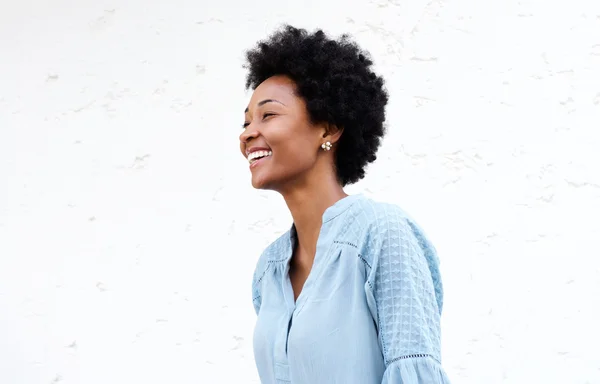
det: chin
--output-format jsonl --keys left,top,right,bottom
{"left": 251, "top": 174, "right": 275, "bottom": 190}
{"left": 250, "top": 166, "right": 300, "bottom": 192}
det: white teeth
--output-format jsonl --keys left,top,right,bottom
{"left": 248, "top": 150, "right": 272, "bottom": 163}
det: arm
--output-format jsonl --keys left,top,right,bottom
{"left": 365, "top": 208, "right": 451, "bottom": 383}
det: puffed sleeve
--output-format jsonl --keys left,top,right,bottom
{"left": 364, "top": 206, "right": 451, "bottom": 383}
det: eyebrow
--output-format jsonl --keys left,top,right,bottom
{"left": 244, "top": 99, "right": 285, "bottom": 113}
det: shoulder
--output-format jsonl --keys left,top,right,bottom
{"left": 349, "top": 195, "right": 420, "bottom": 243}
{"left": 353, "top": 196, "right": 444, "bottom": 311}
{"left": 252, "top": 229, "right": 291, "bottom": 287}
{"left": 345, "top": 196, "right": 425, "bottom": 268}
{"left": 251, "top": 229, "right": 291, "bottom": 313}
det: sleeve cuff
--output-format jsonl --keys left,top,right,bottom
{"left": 381, "top": 355, "right": 451, "bottom": 383}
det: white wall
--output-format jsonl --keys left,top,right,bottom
{"left": 1, "top": 0, "right": 599, "bottom": 383}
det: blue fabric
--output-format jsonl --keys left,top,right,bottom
{"left": 252, "top": 194, "right": 451, "bottom": 383}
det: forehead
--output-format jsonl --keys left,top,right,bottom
{"left": 247, "top": 75, "right": 299, "bottom": 108}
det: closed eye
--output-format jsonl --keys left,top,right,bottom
{"left": 241, "top": 113, "right": 276, "bottom": 129}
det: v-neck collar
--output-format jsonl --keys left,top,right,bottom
{"left": 285, "top": 193, "right": 363, "bottom": 250}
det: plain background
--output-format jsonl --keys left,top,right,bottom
{"left": 1, "top": 0, "right": 599, "bottom": 383}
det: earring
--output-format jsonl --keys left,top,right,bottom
{"left": 321, "top": 141, "right": 332, "bottom": 151}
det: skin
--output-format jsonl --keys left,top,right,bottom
{"left": 239, "top": 75, "right": 346, "bottom": 300}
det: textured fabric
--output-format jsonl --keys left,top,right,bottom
{"left": 252, "top": 194, "right": 450, "bottom": 383}
{"left": 381, "top": 356, "right": 452, "bottom": 383}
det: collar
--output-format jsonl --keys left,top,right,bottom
{"left": 287, "top": 193, "right": 363, "bottom": 249}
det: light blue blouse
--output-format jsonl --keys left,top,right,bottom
{"left": 251, "top": 194, "right": 451, "bottom": 383}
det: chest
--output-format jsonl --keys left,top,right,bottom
{"left": 252, "top": 244, "right": 382, "bottom": 382}
{"left": 289, "top": 249, "right": 312, "bottom": 301}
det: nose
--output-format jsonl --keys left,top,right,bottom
{"left": 239, "top": 123, "right": 259, "bottom": 144}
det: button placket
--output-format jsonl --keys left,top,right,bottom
{"left": 272, "top": 244, "right": 295, "bottom": 380}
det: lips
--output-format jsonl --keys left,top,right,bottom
{"left": 250, "top": 155, "right": 270, "bottom": 170}
{"left": 246, "top": 147, "right": 273, "bottom": 166}
{"left": 247, "top": 150, "right": 272, "bottom": 164}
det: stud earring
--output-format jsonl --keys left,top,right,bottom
{"left": 321, "top": 141, "right": 332, "bottom": 151}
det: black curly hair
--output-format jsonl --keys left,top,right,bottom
{"left": 244, "top": 25, "right": 388, "bottom": 186}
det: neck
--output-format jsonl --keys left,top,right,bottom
{"left": 280, "top": 170, "right": 347, "bottom": 262}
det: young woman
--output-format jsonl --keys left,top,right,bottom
{"left": 240, "top": 25, "right": 451, "bottom": 383}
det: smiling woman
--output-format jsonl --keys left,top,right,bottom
{"left": 241, "top": 75, "right": 337, "bottom": 190}
{"left": 240, "top": 25, "right": 451, "bottom": 383}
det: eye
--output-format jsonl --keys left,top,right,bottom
{"left": 242, "top": 113, "right": 275, "bottom": 129}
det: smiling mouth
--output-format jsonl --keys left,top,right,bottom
{"left": 248, "top": 150, "right": 272, "bottom": 165}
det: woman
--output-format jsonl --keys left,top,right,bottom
{"left": 240, "top": 25, "right": 450, "bottom": 383}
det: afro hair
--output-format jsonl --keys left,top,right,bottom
{"left": 244, "top": 25, "right": 388, "bottom": 186}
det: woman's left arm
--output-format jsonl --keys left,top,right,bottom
{"left": 364, "top": 208, "right": 451, "bottom": 383}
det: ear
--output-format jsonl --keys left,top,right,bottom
{"left": 322, "top": 123, "right": 344, "bottom": 144}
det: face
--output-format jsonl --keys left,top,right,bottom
{"left": 240, "top": 75, "right": 327, "bottom": 191}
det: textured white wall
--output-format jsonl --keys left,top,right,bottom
{"left": 1, "top": 0, "right": 599, "bottom": 383}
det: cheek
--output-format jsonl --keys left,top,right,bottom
{"left": 263, "top": 120, "right": 319, "bottom": 174}
{"left": 276, "top": 141, "right": 317, "bottom": 168}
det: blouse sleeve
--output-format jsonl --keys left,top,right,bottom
{"left": 364, "top": 207, "right": 451, "bottom": 383}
